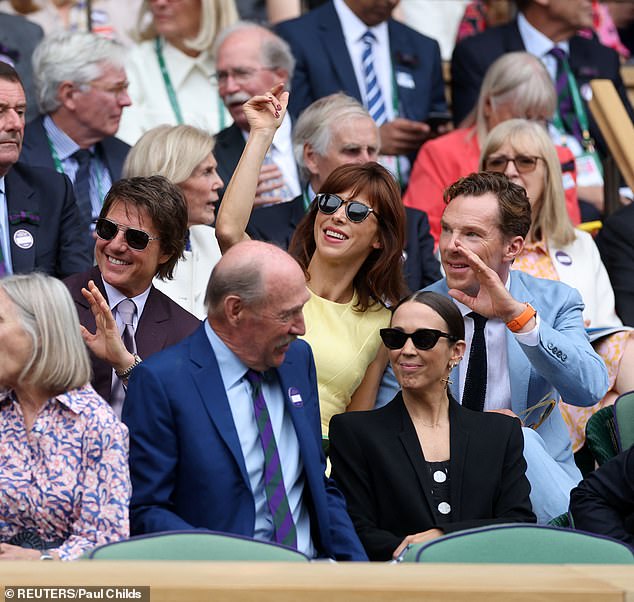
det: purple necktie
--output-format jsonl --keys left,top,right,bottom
{"left": 245, "top": 369, "right": 298, "bottom": 549}
{"left": 0, "top": 191, "right": 8, "bottom": 278}
{"left": 548, "top": 47, "right": 583, "bottom": 144}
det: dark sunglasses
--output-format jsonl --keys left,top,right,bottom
{"left": 380, "top": 328, "right": 459, "bottom": 351}
{"left": 315, "top": 193, "right": 377, "bottom": 223}
{"left": 484, "top": 155, "right": 543, "bottom": 174}
{"left": 95, "top": 217, "right": 160, "bottom": 251}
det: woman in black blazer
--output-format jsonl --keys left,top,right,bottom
{"left": 330, "top": 291, "right": 535, "bottom": 561}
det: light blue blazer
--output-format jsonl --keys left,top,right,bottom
{"left": 426, "top": 271, "right": 609, "bottom": 475}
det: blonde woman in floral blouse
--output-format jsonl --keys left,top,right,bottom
{"left": 0, "top": 273, "right": 130, "bottom": 561}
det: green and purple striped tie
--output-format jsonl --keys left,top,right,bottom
{"left": 245, "top": 369, "right": 298, "bottom": 549}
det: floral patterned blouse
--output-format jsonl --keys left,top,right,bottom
{"left": 0, "top": 385, "right": 131, "bottom": 560}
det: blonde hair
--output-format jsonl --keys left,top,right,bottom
{"left": 480, "top": 119, "right": 575, "bottom": 247}
{"left": 462, "top": 52, "right": 556, "bottom": 146}
{"left": 136, "top": 0, "right": 239, "bottom": 53}
{"left": 0, "top": 273, "right": 91, "bottom": 394}
{"left": 123, "top": 124, "right": 215, "bottom": 184}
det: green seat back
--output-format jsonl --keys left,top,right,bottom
{"left": 585, "top": 406, "right": 619, "bottom": 466}
{"left": 86, "top": 531, "right": 310, "bottom": 561}
{"left": 615, "top": 391, "right": 634, "bottom": 451}
{"left": 401, "top": 525, "right": 634, "bottom": 564}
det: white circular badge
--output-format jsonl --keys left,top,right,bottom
{"left": 13, "top": 229, "right": 34, "bottom": 249}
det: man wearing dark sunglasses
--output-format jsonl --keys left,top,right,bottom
{"left": 426, "top": 171, "right": 608, "bottom": 524}
{"left": 64, "top": 176, "right": 200, "bottom": 417}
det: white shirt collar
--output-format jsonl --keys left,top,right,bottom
{"left": 333, "top": 0, "right": 389, "bottom": 46}
{"left": 517, "top": 12, "right": 570, "bottom": 58}
{"left": 102, "top": 278, "right": 152, "bottom": 318}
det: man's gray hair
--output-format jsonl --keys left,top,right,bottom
{"left": 32, "top": 31, "right": 126, "bottom": 114}
{"left": 213, "top": 21, "right": 295, "bottom": 79}
{"left": 205, "top": 260, "right": 265, "bottom": 315}
{"left": 293, "top": 93, "right": 375, "bottom": 181}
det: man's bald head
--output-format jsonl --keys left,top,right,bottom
{"left": 206, "top": 241, "right": 309, "bottom": 371}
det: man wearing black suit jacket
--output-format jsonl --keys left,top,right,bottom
{"left": 451, "top": 0, "right": 634, "bottom": 151}
{"left": 64, "top": 176, "right": 200, "bottom": 417}
{"left": 0, "top": 62, "right": 91, "bottom": 279}
{"left": 247, "top": 93, "right": 441, "bottom": 292}
{"left": 21, "top": 32, "right": 131, "bottom": 243}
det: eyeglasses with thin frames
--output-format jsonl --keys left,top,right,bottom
{"left": 78, "top": 81, "right": 130, "bottom": 100}
{"left": 213, "top": 67, "right": 277, "bottom": 87}
{"left": 484, "top": 155, "right": 543, "bottom": 174}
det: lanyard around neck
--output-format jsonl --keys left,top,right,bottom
{"left": 45, "top": 133, "right": 104, "bottom": 205}
{"left": 551, "top": 56, "right": 594, "bottom": 151}
{"left": 154, "top": 37, "right": 227, "bottom": 131}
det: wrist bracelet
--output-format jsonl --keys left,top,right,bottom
{"left": 39, "top": 550, "right": 54, "bottom": 560}
{"left": 115, "top": 354, "right": 142, "bottom": 379}
{"left": 506, "top": 303, "right": 537, "bottom": 332}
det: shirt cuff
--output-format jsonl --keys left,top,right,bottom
{"left": 513, "top": 313, "right": 540, "bottom": 346}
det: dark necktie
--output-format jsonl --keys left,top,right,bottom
{"left": 548, "top": 47, "right": 583, "bottom": 144}
{"left": 110, "top": 299, "right": 137, "bottom": 417}
{"left": 72, "top": 148, "right": 94, "bottom": 227}
{"left": 245, "top": 369, "right": 297, "bottom": 549}
{"left": 462, "top": 312, "right": 488, "bottom": 412}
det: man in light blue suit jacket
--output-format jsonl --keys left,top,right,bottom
{"left": 425, "top": 172, "right": 608, "bottom": 523}
{"left": 275, "top": 0, "right": 447, "bottom": 163}
{"left": 123, "top": 241, "right": 366, "bottom": 561}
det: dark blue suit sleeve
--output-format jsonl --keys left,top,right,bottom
{"left": 570, "top": 446, "right": 634, "bottom": 548}
{"left": 56, "top": 174, "right": 93, "bottom": 278}
{"left": 123, "top": 362, "right": 197, "bottom": 534}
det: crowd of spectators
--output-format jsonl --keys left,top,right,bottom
{"left": 0, "top": 0, "right": 632, "bottom": 562}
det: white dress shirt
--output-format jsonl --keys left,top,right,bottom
{"left": 456, "top": 276, "right": 540, "bottom": 411}
{"left": 204, "top": 321, "right": 316, "bottom": 557}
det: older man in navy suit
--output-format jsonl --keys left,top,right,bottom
{"left": 21, "top": 32, "right": 131, "bottom": 243}
{"left": 276, "top": 0, "right": 447, "bottom": 181}
{"left": 0, "top": 62, "right": 91, "bottom": 279}
{"left": 123, "top": 240, "right": 367, "bottom": 560}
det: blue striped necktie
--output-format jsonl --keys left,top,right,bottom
{"left": 245, "top": 369, "right": 297, "bottom": 548}
{"left": 361, "top": 30, "right": 387, "bottom": 126}
{"left": 0, "top": 190, "right": 7, "bottom": 278}
{"left": 72, "top": 148, "right": 94, "bottom": 227}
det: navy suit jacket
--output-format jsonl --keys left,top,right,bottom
{"left": 451, "top": 19, "right": 634, "bottom": 154}
{"left": 247, "top": 194, "right": 441, "bottom": 291}
{"left": 214, "top": 123, "right": 245, "bottom": 204}
{"left": 123, "top": 325, "right": 367, "bottom": 560}
{"left": 64, "top": 267, "right": 201, "bottom": 403}
{"left": 4, "top": 162, "right": 92, "bottom": 278}
{"left": 21, "top": 115, "right": 130, "bottom": 183}
{"left": 275, "top": 1, "right": 447, "bottom": 121}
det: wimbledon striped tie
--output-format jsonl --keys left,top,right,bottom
{"left": 361, "top": 31, "right": 387, "bottom": 126}
{"left": 548, "top": 47, "right": 583, "bottom": 144}
{"left": 0, "top": 190, "right": 7, "bottom": 278}
{"left": 245, "top": 369, "right": 298, "bottom": 548}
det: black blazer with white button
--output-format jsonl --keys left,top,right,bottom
{"left": 329, "top": 393, "right": 535, "bottom": 561}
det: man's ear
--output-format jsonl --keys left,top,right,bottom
{"left": 57, "top": 80, "right": 77, "bottom": 110}
{"left": 504, "top": 235, "right": 525, "bottom": 262}
{"left": 224, "top": 294, "right": 243, "bottom": 327}
{"left": 303, "top": 143, "right": 320, "bottom": 178}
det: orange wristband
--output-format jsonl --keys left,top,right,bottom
{"left": 506, "top": 303, "right": 537, "bottom": 332}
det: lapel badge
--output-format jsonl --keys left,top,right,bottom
{"left": 288, "top": 387, "right": 303, "bottom": 407}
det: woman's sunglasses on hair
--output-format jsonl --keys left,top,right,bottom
{"left": 315, "top": 193, "right": 377, "bottom": 223}
{"left": 380, "top": 328, "right": 459, "bottom": 351}
{"left": 484, "top": 155, "right": 543, "bottom": 174}
{"left": 95, "top": 218, "right": 160, "bottom": 251}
